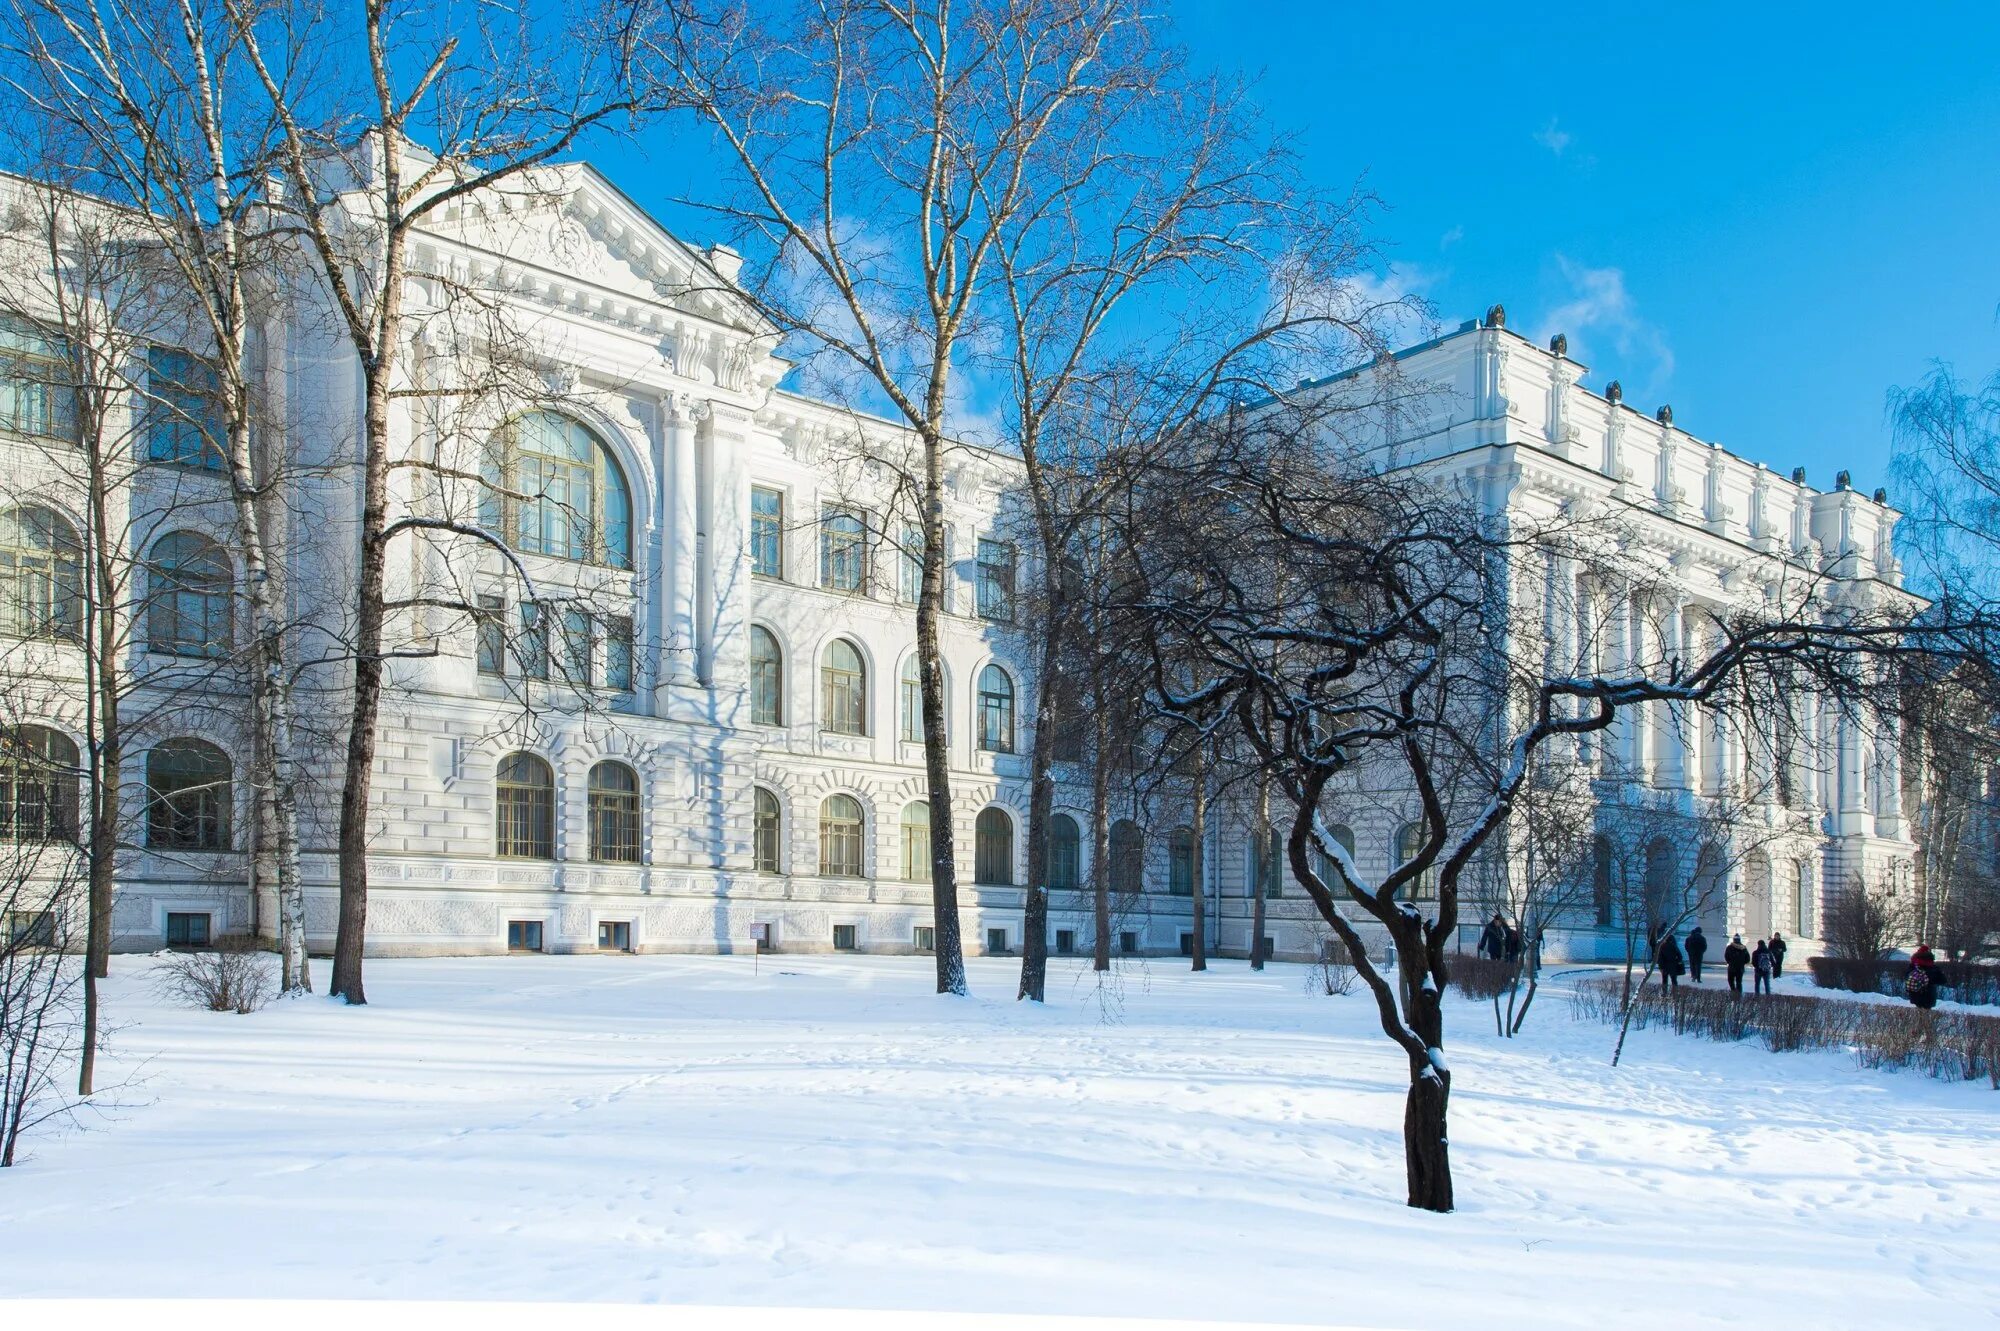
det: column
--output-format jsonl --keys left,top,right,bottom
{"left": 665, "top": 395, "right": 700, "bottom": 686}
{"left": 1657, "top": 598, "right": 1688, "bottom": 788}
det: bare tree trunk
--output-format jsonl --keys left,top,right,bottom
{"left": 1091, "top": 703, "right": 1111, "bottom": 972}
{"left": 1190, "top": 746, "right": 1207, "bottom": 972}
{"left": 1402, "top": 1054, "right": 1453, "bottom": 1213}
{"left": 330, "top": 365, "right": 394, "bottom": 1005}
{"left": 1250, "top": 779, "right": 1269, "bottom": 969}
{"left": 917, "top": 450, "right": 965, "bottom": 996}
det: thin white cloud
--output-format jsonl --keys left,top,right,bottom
{"left": 1537, "top": 256, "right": 1675, "bottom": 396}
{"left": 1534, "top": 117, "right": 1573, "bottom": 157}
{"left": 1439, "top": 224, "right": 1465, "bottom": 251}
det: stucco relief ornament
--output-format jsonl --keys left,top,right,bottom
{"left": 546, "top": 208, "right": 601, "bottom": 280}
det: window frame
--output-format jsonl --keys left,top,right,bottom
{"left": 495, "top": 751, "right": 556, "bottom": 860}
{"left": 749, "top": 625, "right": 785, "bottom": 727}
{"left": 976, "top": 663, "right": 1015, "bottom": 754}
{"left": 482, "top": 411, "right": 633, "bottom": 569}
{"left": 821, "top": 638, "right": 867, "bottom": 736}
{"left": 973, "top": 806, "right": 1013, "bottom": 885}
{"left": 145, "top": 739, "right": 231, "bottom": 852}
{"left": 750, "top": 485, "right": 786, "bottom": 579}
{"left": 819, "top": 793, "right": 865, "bottom": 878}
{"left": 819, "top": 506, "right": 868, "bottom": 594}
{"left": 975, "top": 537, "right": 1016, "bottom": 622}
{"left": 0, "top": 505, "right": 84, "bottom": 643}
{"left": 586, "top": 760, "right": 642, "bottom": 864}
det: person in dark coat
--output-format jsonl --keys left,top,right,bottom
{"left": 1504, "top": 924, "right": 1524, "bottom": 965}
{"left": 1656, "top": 933, "right": 1685, "bottom": 991}
{"left": 1723, "top": 933, "right": 1751, "bottom": 997}
{"left": 1906, "top": 943, "right": 1941, "bottom": 1011}
{"left": 1478, "top": 914, "right": 1506, "bottom": 961}
{"left": 1685, "top": 926, "right": 1709, "bottom": 983}
{"left": 1768, "top": 932, "right": 1788, "bottom": 978}
{"left": 1752, "top": 940, "right": 1775, "bottom": 995}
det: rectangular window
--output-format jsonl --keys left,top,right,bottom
{"left": 6, "top": 911, "right": 56, "bottom": 948}
{"left": 1259, "top": 935, "right": 1276, "bottom": 963}
{"left": 596, "top": 920, "right": 632, "bottom": 952}
{"left": 506, "top": 919, "right": 544, "bottom": 953}
{"left": 913, "top": 925, "right": 935, "bottom": 952}
{"left": 976, "top": 538, "right": 1015, "bottom": 622}
{"left": 0, "top": 315, "right": 76, "bottom": 442}
{"left": 898, "top": 522, "right": 923, "bottom": 604}
{"left": 520, "top": 604, "right": 549, "bottom": 681}
{"left": 1119, "top": 930, "right": 1138, "bottom": 956}
{"left": 832, "top": 923, "right": 857, "bottom": 951}
{"left": 475, "top": 594, "right": 505, "bottom": 676}
{"left": 986, "top": 927, "right": 1009, "bottom": 955}
{"left": 1179, "top": 932, "right": 1194, "bottom": 958}
{"left": 147, "top": 348, "right": 223, "bottom": 469}
{"left": 820, "top": 507, "right": 867, "bottom": 593}
{"left": 165, "top": 911, "right": 211, "bottom": 949}
{"left": 560, "top": 608, "right": 593, "bottom": 687}
{"left": 1055, "top": 929, "right": 1076, "bottom": 955}
{"left": 751, "top": 486, "right": 785, "bottom": 579}
{"left": 900, "top": 667, "right": 924, "bottom": 744}
{"left": 605, "top": 616, "right": 634, "bottom": 693}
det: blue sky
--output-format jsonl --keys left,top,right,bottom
{"left": 1162, "top": 1, "right": 2000, "bottom": 493}
{"left": 595, "top": 3, "right": 2000, "bottom": 494}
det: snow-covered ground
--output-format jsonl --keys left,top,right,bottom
{"left": 2, "top": 954, "right": 1995, "bottom": 1328}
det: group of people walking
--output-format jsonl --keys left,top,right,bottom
{"left": 1654, "top": 926, "right": 1788, "bottom": 997}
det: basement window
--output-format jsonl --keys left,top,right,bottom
{"left": 913, "top": 925, "right": 935, "bottom": 952}
{"left": 597, "top": 920, "right": 632, "bottom": 952}
{"left": 1119, "top": 931, "right": 1137, "bottom": 956}
{"left": 986, "top": 927, "right": 1009, "bottom": 955}
{"left": 507, "top": 920, "right": 543, "bottom": 953}
{"left": 165, "top": 912, "right": 211, "bottom": 949}
{"left": 1055, "top": 929, "right": 1076, "bottom": 955}
{"left": 833, "top": 924, "right": 857, "bottom": 951}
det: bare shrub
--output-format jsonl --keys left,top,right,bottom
{"left": 1307, "top": 952, "right": 1358, "bottom": 997}
{"left": 1822, "top": 877, "right": 1907, "bottom": 962}
{"left": 155, "top": 939, "right": 274, "bottom": 1014}
{"left": 1447, "top": 954, "right": 1515, "bottom": 1001}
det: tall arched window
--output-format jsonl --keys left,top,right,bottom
{"left": 976, "top": 664, "right": 1015, "bottom": 753}
{"left": 820, "top": 794, "right": 864, "bottom": 877}
{"left": 1593, "top": 835, "right": 1614, "bottom": 926}
{"left": 482, "top": 411, "right": 632, "bottom": 567}
{"left": 588, "top": 760, "right": 641, "bottom": 863}
{"left": 147, "top": 531, "right": 232, "bottom": 657}
{"left": 496, "top": 752, "right": 555, "bottom": 859}
{"left": 749, "top": 625, "right": 784, "bottom": 726}
{"left": 974, "top": 807, "right": 1013, "bottom": 885}
{"left": 753, "top": 786, "right": 782, "bottom": 874}
{"left": 1109, "top": 819, "right": 1143, "bottom": 895}
{"left": 1048, "top": 812, "right": 1080, "bottom": 890}
{"left": 146, "top": 739, "right": 230, "bottom": 850}
{"left": 1250, "top": 826, "right": 1283, "bottom": 898}
{"left": 900, "top": 800, "right": 931, "bottom": 881}
{"left": 1642, "top": 835, "right": 1677, "bottom": 927}
{"left": 1168, "top": 826, "right": 1195, "bottom": 896}
{"left": 1, "top": 725, "right": 79, "bottom": 841}
{"left": 0, "top": 505, "right": 82, "bottom": 641}
{"left": 822, "top": 639, "right": 866, "bottom": 735}
{"left": 1394, "top": 822, "right": 1436, "bottom": 901}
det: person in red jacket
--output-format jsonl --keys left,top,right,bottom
{"left": 1906, "top": 944, "right": 1941, "bottom": 1011}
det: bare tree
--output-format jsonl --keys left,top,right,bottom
{"left": 0, "top": 778, "right": 87, "bottom": 1165}
{"left": 225, "top": 0, "right": 654, "bottom": 1003}
{"left": 1117, "top": 399, "right": 1955, "bottom": 1212}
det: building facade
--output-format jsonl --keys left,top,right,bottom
{"left": 0, "top": 158, "right": 1917, "bottom": 964}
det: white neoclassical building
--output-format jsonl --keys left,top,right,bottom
{"left": 0, "top": 155, "right": 1916, "bottom": 963}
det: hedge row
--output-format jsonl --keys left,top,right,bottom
{"left": 1571, "top": 976, "right": 2000, "bottom": 1087}
{"left": 1806, "top": 956, "right": 2000, "bottom": 1006}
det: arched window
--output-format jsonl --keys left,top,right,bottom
{"left": 1642, "top": 835, "right": 1677, "bottom": 926}
{"left": 820, "top": 794, "right": 864, "bottom": 877}
{"left": 1, "top": 725, "right": 79, "bottom": 841}
{"left": 1109, "top": 819, "right": 1143, "bottom": 895}
{"left": 1048, "top": 812, "right": 1080, "bottom": 890}
{"left": 749, "top": 625, "right": 784, "bottom": 726}
{"left": 482, "top": 411, "right": 632, "bottom": 568}
{"left": 900, "top": 800, "right": 931, "bottom": 881}
{"left": 147, "top": 531, "right": 232, "bottom": 657}
{"left": 1312, "top": 822, "right": 1357, "bottom": 887}
{"left": 1168, "top": 826, "right": 1195, "bottom": 896}
{"left": 974, "top": 806, "right": 1013, "bottom": 885}
{"left": 822, "top": 639, "right": 866, "bottom": 735}
{"left": 1593, "top": 835, "right": 1614, "bottom": 926}
{"left": 1394, "top": 822, "right": 1436, "bottom": 901}
{"left": 495, "top": 752, "right": 555, "bottom": 859}
{"left": 898, "top": 658, "right": 950, "bottom": 744}
{"left": 753, "top": 786, "right": 782, "bottom": 874}
{"left": 146, "top": 739, "right": 230, "bottom": 851}
{"left": 0, "top": 505, "right": 82, "bottom": 641}
{"left": 587, "top": 761, "right": 641, "bottom": 863}
{"left": 976, "top": 664, "right": 1015, "bottom": 753}
{"left": 1250, "top": 826, "right": 1283, "bottom": 898}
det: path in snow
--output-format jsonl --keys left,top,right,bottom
{"left": 1, "top": 955, "right": 1994, "bottom": 1328}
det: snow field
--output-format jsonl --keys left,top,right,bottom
{"left": 1, "top": 954, "right": 1994, "bottom": 1328}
